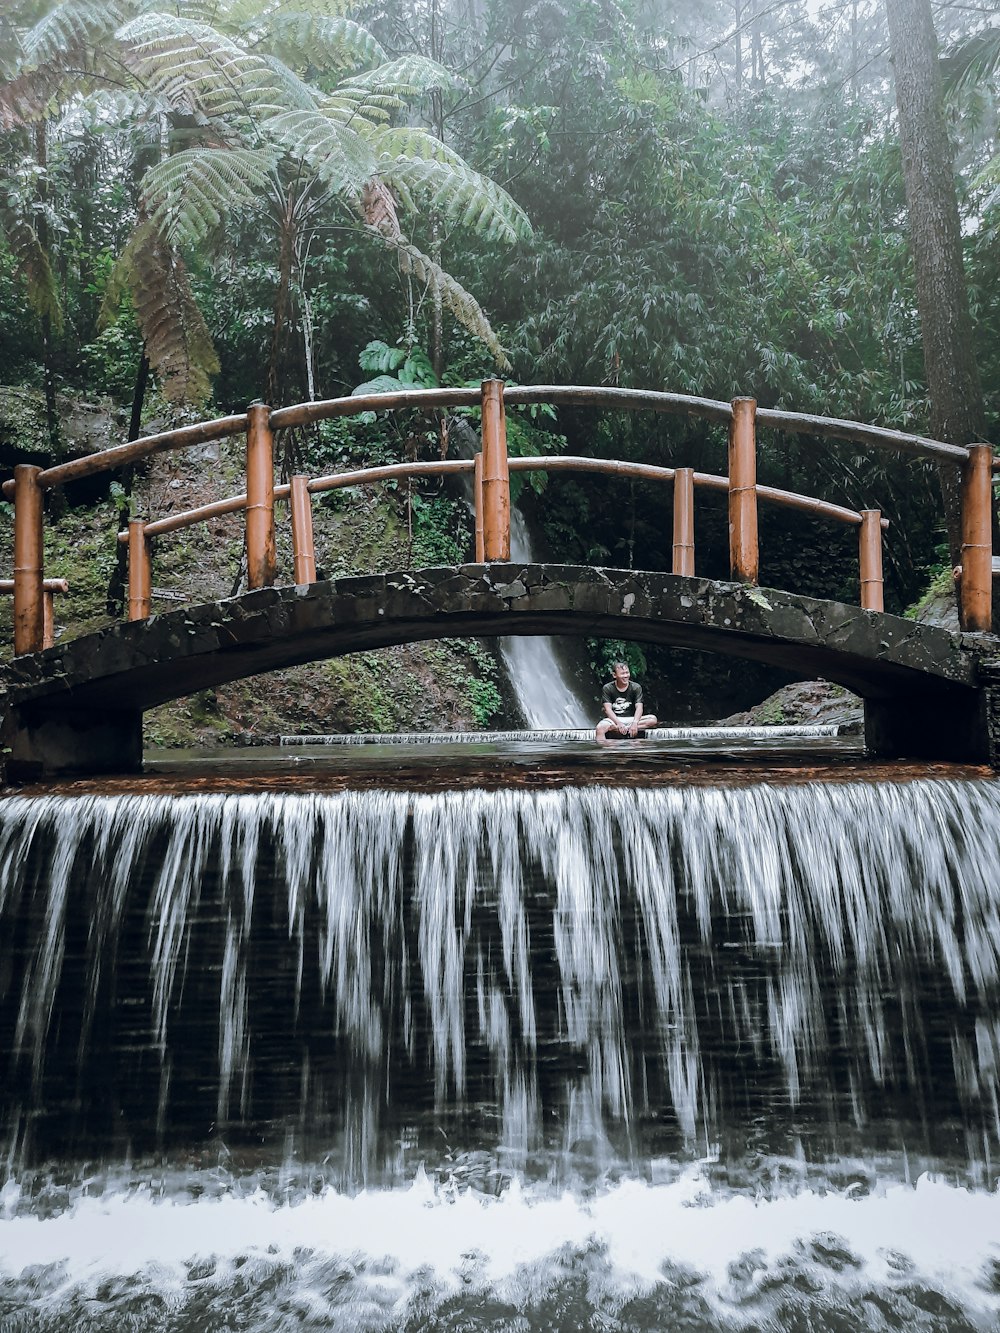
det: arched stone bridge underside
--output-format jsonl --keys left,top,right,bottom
{"left": 2, "top": 564, "right": 998, "bottom": 777}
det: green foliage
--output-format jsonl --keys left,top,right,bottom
{"left": 410, "top": 492, "right": 468, "bottom": 566}
{"left": 77, "top": 315, "right": 142, "bottom": 399}
{"left": 466, "top": 674, "right": 501, "bottom": 727}
{"left": 355, "top": 339, "right": 438, "bottom": 394}
{"left": 586, "top": 639, "right": 648, "bottom": 683}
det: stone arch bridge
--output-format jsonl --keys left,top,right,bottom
{"left": 2, "top": 564, "right": 997, "bottom": 779}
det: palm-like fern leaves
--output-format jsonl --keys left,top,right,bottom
{"left": 110, "top": 219, "right": 220, "bottom": 405}
{"left": 116, "top": 13, "right": 286, "bottom": 122}
{"left": 382, "top": 233, "right": 511, "bottom": 371}
{"left": 141, "top": 146, "right": 278, "bottom": 247}
{"left": 373, "top": 128, "right": 531, "bottom": 244}
{"left": 0, "top": 201, "right": 62, "bottom": 331}
{"left": 254, "top": 13, "right": 384, "bottom": 74}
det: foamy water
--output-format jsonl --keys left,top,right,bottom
{"left": 1, "top": 1170, "right": 997, "bottom": 1328}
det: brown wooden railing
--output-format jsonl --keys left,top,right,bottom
{"left": 4, "top": 381, "right": 994, "bottom": 655}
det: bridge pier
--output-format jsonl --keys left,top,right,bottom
{"left": 2, "top": 703, "right": 143, "bottom": 782}
{"left": 863, "top": 689, "right": 990, "bottom": 764}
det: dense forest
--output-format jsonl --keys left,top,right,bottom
{"left": 0, "top": 0, "right": 997, "bottom": 734}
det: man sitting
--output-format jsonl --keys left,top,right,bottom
{"left": 596, "top": 661, "right": 658, "bottom": 741}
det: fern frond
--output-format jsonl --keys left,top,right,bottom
{"left": 258, "top": 55, "right": 319, "bottom": 113}
{"left": 341, "top": 54, "right": 467, "bottom": 98}
{"left": 0, "top": 11, "right": 26, "bottom": 80}
{"left": 258, "top": 13, "right": 385, "bottom": 73}
{"left": 227, "top": 0, "right": 356, "bottom": 20}
{"left": 369, "top": 126, "right": 469, "bottom": 166}
{"left": 943, "top": 27, "right": 1000, "bottom": 95}
{"left": 113, "top": 219, "right": 219, "bottom": 404}
{"left": 264, "top": 108, "right": 375, "bottom": 191}
{"left": 142, "top": 147, "right": 277, "bottom": 248}
{"left": 55, "top": 87, "right": 156, "bottom": 135}
{"left": 116, "top": 13, "right": 285, "bottom": 123}
{"left": 22, "top": 0, "right": 132, "bottom": 66}
{"left": 377, "top": 231, "right": 509, "bottom": 370}
{"left": 323, "top": 88, "right": 402, "bottom": 123}
{"left": 361, "top": 177, "right": 400, "bottom": 236}
{"left": 0, "top": 55, "right": 86, "bottom": 128}
{"left": 0, "top": 203, "right": 63, "bottom": 332}
{"left": 378, "top": 152, "right": 532, "bottom": 244}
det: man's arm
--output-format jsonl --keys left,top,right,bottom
{"left": 626, "top": 688, "right": 643, "bottom": 736}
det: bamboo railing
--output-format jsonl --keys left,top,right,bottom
{"left": 3, "top": 380, "right": 994, "bottom": 655}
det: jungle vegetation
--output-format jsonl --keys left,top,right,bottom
{"left": 0, "top": 0, "right": 998, "bottom": 721}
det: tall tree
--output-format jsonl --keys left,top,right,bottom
{"left": 885, "top": 0, "right": 986, "bottom": 550}
{"left": 0, "top": 1, "right": 532, "bottom": 407}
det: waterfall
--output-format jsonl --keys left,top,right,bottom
{"left": 2, "top": 778, "right": 1000, "bottom": 1329}
{"left": 2, "top": 780, "right": 999, "bottom": 1171}
{"left": 497, "top": 509, "right": 590, "bottom": 726}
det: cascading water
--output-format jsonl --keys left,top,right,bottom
{"left": 498, "top": 509, "right": 590, "bottom": 726}
{"left": 1, "top": 778, "right": 999, "bottom": 1329}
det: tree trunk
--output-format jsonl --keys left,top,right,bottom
{"left": 267, "top": 192, "right": 297, "bottom": 408}
{"left": 34, "top": 121, "right": 59, "bottom": 453}
{"left": 885, "top": 0, "right": 986, "bottom": 559}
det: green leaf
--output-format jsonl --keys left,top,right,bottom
{"left": 142, "top": 147, "right": 277, "bottom": 249}
{"left": 341, "top": 54, "right": 467, "bottom": 98}
{"left": 359, "top": 340, "right": 406, "bottom": 374}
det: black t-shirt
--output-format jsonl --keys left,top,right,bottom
{"left": 602, "top": 680, "right": 642, "bottom": 717}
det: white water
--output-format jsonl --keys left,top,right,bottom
{"left": 278, "top": 724, "right": 842, "bottom": 744}
{"left": 3, "top": 779, "right": 1000, "bottom": 1327}
{"left": 0, "top": 1169, "right": 998, "bottom": 1328}
{"left": 498, "top": 509, "right": 590, "bottom": 726}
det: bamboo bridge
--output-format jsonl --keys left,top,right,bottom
{"left": 1, "top": 382, "right": 998, "bottom": 779}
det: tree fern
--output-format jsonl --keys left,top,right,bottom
{"left": 323, "top": 87, "right": 402, "bottom": 124}
{"left": 0, "top": 59, "right": 82, "bottom": 128}
{"left": 110, "top": 220, "right": 219, "bottom": 405}
{"left": 258, "top": 55, "right": 320, "bottom": 114}
{"left": 342, "top": 54, "right": 466, "bottom": 98}
{"left": 378, "top": 152, "right": 532, "bottom": 245}
{"left": 264, "top": 108, "right": 376, "bottom": 191}
{"left": 256, "top": 13, "right": 384, "bottom": 74}
{"left": 378, "top": 232, "right": 510, "bottom": 371}
{"left": 142, "top": 147, "right": 277, "bottom": 248}
{"left": 116, "top": 13, "right": 285, "bottom": 123}
{"left": 22, "top": 0, "right": 132, "bottom": 66}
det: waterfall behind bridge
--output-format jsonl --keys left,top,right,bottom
{"left": 1, "top": 778, "right": 999, "bottom": 1329}
{"left": 497, "top": 509, "right": 590, "bottom": 727}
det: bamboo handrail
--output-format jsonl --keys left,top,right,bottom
{"left": 0, "top": 413, "right": 250, "bottom": 497}
{"left": 507, "top": 456, "right": 888, "bottom": 528}
{"left": 119, "top": 454, "right": 886, "bottom": 546}
{"left": 4, "top": 386, "right": 987, "bottom": 503}
{"left": 117, "top": 459, "right": 477, "bottom": 543}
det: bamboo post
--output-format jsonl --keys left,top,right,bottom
{"left": 728, "top": 397, "right": 758, "bottom": 584}
{"left": 290, "top": 474, "right": 317, "bottom": 584}
{"left": 672, "top": 466, "right": 695, "bottom": 575}
{"left": 960, "top": 442, "right": 993, "bottom": 632}
{"left": 858, "top": 510, "right": 884, "bottom": 612}
{"left": 481, "top": 380, "right": 510, "bottom": 561}
{"left": 13, "top": 464, "right": 44, "bottom": 655}
{"left": 473, "top": 451, "right": 485, "bottom": 562}
{"left": 127, "top": 518, "right": 152, "bottom": 620}
{"left": 246, "top": 403, "right": 276, "bottom": 589}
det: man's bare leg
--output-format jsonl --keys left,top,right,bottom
{"left": 596, "top": 713, "right": 658, "bottom": 742}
